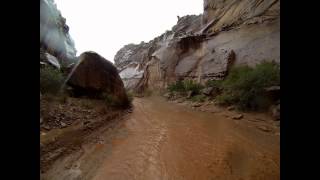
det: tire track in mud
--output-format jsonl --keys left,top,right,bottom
{"left": 91, "top": 98, "right": 170, "bottom": 180}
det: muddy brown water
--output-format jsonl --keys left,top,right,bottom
{"left": 42, "top": 96, "right": 279, "bottom": 180}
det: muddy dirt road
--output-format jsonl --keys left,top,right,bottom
{"left": 42, "top": 96, "right": 279, "bottom": 180}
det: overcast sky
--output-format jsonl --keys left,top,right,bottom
{"left": 55, "top": 0, "right": 203, "bottom": 62}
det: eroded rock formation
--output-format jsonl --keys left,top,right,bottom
{"left": 40, "top": 0, "right": 77, "bottom": 66}
{"left": 114, "top": 0, "right": 280, "bottom": 93}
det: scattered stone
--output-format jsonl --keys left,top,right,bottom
{"left": 201, "top": 87, "right": 214, "bottom": 96}
{"left": 43, "top": 125, "right": 51, "bottom": 131}
{"left": 264, "top": 86, "right": 280, "bottom": 92}
{"left": 271, "top": 104, "right": 280, "bottom": 120}
{"left": 83, "top": 121, "right": 91, "bottom": 125}
{"left": 64, "top": 163, "right": 73, "bottom": 170}
{"left": 227, "top": 106, "right": 235, "bottom": 111}
{"left": 45, "top": 53, "right": 61, "bottom": 69}
{"left": 60, "top": 122, "right": 67, "bottom": 128}
{"left": 202, "top": 101, "right": 210, "bottom": 106}
{"left": 187, "top": 91, "right": 195, "bottom": 98}
{"left": 40, "top": 118, "right": 43, "bottom": 124}
{"left": 213, "top": 101, "right": 220, "bottom": 105}
{"left": 264, "top": 86, "right": 280, "bottom": 101}
{"left": 255, "top": 117, "right": 267, "bottom": 121}
{"left": 257, "top": 126, "right": 271, "bottom": 132}
{"left": 177, "top": 99, "right": 184, "bottom": 103}
{"left": 247, "top": 118, "right": 260, "bottom": 122}
{"left": 223, "top": 114, "right": 230, "bottom": 118}
{"left": 192, "top": 102, "right": 202, "bottom": 107}
{"left": 208, "top": 101, "right": 214, "bottom": 105}
{"left": 84, "top": 125, "right": 94, "bottom": 131}
{"left": 210, "top": 110, "right": 218, "bottom": 113}
{"left": 163, "top": 93, "right": 171, "bottom": 99}
{"left": 41, "top": 132, "right": 47, "bottom": 136}
{"left": 232, "top": 114, "right": 243, "bottom": 120}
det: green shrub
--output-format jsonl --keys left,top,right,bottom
{"left": 167, "top": 80, "right": 185, "bottom": 92}
{"left": 40, "top": 66, "right": 65, "bottom": 94}
{"left": 191, "top": 94, "right": 206, "bottom": 102}
{"left": 167, "top": 79, "right": 204, "bottom": 94}
{"left": 205, "top": 80, "right": 223, "bottom": 89}
{"left": 183, "top": 79, "right": 204, "bottom": 94}
{"left": 216, "top": 62, "right": 280, "bottom": 110}
{"left": 215, "top": 93, "right": 236, "bottom": 105}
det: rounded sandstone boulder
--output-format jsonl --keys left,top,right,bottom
{"left": 67, "top": 51, "right": 129, "bottom": 107}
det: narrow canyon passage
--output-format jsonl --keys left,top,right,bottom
{"left": 43, "top": 96, "right": 279, "bottom": 180}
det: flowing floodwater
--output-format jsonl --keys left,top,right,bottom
{"left": 43, "top": 96, "right": 279, "bottom": 180}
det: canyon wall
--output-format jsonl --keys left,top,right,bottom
{"left": 114, "top": 0, "right": 280, "bottom": 93}
{"left": 40, "top": 0, "right": 77, "bottom": 66}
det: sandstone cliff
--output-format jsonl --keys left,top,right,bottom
{"left": 40, "top": 0, "right": 77, "bottom": 66}
{"left": 114, "top": 0, "right": 280, "bottom": 93}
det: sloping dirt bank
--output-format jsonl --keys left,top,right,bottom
{"left": 41, "top": 96, "right": 279, "bottom": 180}
{"left": 40, "top": 96, "right": 130, "bottom": 174}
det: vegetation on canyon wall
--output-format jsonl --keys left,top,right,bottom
{"left": 168, "top": 79, "right": 204, "bottom": 95}
{"left": 216, "top": 62, "right": 280, "bottom": 110}
{"left": 167, "top": 62, "right": 280, "bottom": 111}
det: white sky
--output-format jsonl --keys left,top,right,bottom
{"left": 55, "top": 0, "right": 203, "bottom": 62}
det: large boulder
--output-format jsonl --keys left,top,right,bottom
{"left": 67, "top": 51, "right": 129, "bottom": 107}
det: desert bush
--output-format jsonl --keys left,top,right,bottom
{"left": 167, "top": 80, "right": 185, "bottom": 92}
{"left": 40, "top": 66, "right": 65, "bottom": 94}
{"left": 167, "top": 79, "right": 203, "bottom": 94}
{"left": 183, "top": 79, "right": 204, "bottom": 94}
{"left": 205, "top": 80, "right": 223, "bottom": 89}
{"left": 216, "top": 62, "right": 280, "bottom": 110}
